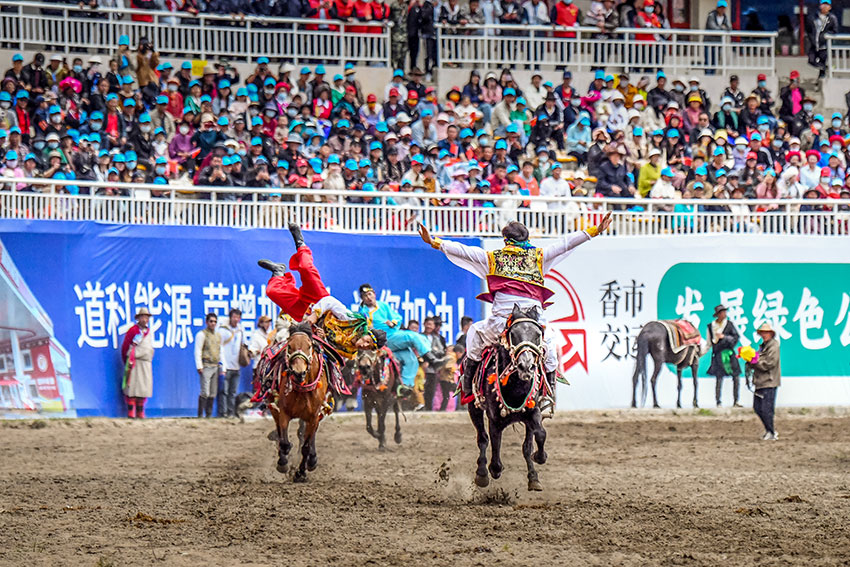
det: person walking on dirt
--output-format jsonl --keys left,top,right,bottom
{"left": 748, "top": 323, "right": 781, "bottom": 440}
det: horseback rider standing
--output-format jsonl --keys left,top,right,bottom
{"left": 418, "top": 214, "right": 612, "bottom": 407}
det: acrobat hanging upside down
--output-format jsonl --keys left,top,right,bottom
{"left": 258, "top": 224, "right": 386, "bottom": 360}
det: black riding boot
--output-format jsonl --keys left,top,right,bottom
{"left": 197, "top": 396, "right": 204, "bottom": 418}
{"left": 257, "top": 259, "right": 287, "bottom": 277}
{"left": 421, "top": 351, "right": 438, "bottom": 366}
{"left": 205, "top": 397, "right": 215, "bottom": 418}
{"left": 288, "top": 223, "right": 305, "bottom": 249}
{"left": 545, "top": 371, "right": 556, "bottom": 398}
{"left": 462, "top": 359, "right": 480, "bottom": 397}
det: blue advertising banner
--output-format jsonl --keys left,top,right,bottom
{"left": 0, "top": 220, "right": 482, "bottom": 418}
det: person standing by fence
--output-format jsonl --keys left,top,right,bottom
{"left": 120, "top": 308, "right": 155, "bottom": 419}
{"left": 704, "top": 0, "right": 731, "bottom": 76}
{"left": 807, "top": 0, "right": 838, "bottom": 82}
{"left": 194, "top": 312, "right": 222, "bottom": 418}
{"left": 748, "top": 323, "right": 781, "bottom": 440}
{"left": 218, "top": 308, "right": 247, "bottom": 418}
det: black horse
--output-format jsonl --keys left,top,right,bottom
{"left": 356, "top": 347, "right": 402, "bottom": 451}
{"left": 467, "top": 304, "right": 548, "bottom": 492}
{"left": 632, "top": 320, "right": 705, "bottom": 409}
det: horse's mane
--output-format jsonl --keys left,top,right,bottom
{"left": 290, "top": 322, "right": 313, "bottom": 336}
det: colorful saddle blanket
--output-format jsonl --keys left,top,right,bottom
{"left": 661, "top": 319, "right": 702, "bottom": 354}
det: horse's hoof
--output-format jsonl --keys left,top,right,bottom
{"left": 528, "top": 479, "right": 543, "bottom": 492}
{"left": 488, "top": 465, "right": 502, "bottom": 480}
{"left": 394, "top": 431, "right": 402, "bottom": 444}
{"left": 306, "top": 456, "right": 318, "bottom": 471}
{"left": 268, "top": 430, "right": 279, "bottom": 441}
{"left": 276, "top": 462, "right": 288, "bottom": 474}
{"left": 293, "top": 471, "right": 307, "bottom": 483}
{"left": 532, "top": 450, "right": 547, "bottom": 465}
{"left": 474, "top": 474, "right": 490, "bottom": 488}
{"left": 630, "top": 402, "right": 637, "bottom": 409}
{"left": 693, "top": 401, "right": 699, "bottom": 409}
{"left": 377, "top": 444, "right": 386, "bottom": 452}
{"left": 675, "top": 403, "right": 681, "bottom": 409}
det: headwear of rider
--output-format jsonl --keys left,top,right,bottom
{"left": 358, "top": 283, "right": 374, "bottom": 298}
{"left": 369, "top": 329, "right": 388, "bottom": 349}
{"left": 502, "top": 221, "right": 532, "bottom": 249}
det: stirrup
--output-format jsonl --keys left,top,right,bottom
{"left": 538, "top": 395, "right": 555, "bottom": 419}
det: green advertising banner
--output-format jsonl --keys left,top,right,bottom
{"left": 658, "top": 263, "right": 850, "bottom": 377}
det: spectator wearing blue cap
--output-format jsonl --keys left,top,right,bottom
{"left": 651, "top": 166, "right": 677, "bottom": 203}
{"left": 2, "top": 149, "right": 25, "bottom": 191}
{"left": 807, "top": 0, "right": 839, "bottom": 80}
{"left": 149, "top": 93, "right": 176, "bottom": 139}
{"left": 127, "top": 113, "right": 155, "bottom": 162}
{"left": 411, "top": 109, "right": 438, "bottom": 148}
{"left": 197, "top": 152, "right": 232, "bottom": 188}
{"left": 704, "top": 0, "right": 731, "bottom": 75}
{"left": 565, "top": 113, "right": 592, "bottom": 164}
{"left": 491, "top": 86, "right": 516, "bottom": 135}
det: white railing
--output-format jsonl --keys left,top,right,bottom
{"left": 437, "top": 24, "right": 777, "bottom": 75}
{"left": 2, "top": 179, "right": 848, "bottom": 237}
{"left": 0, "top": 1, "right": 391, "bottom": 65}
{"left": 826, "top": 34, "right": 850, "bottom": 78}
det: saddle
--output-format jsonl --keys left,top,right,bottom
{"left": 660, "top": 319, "right": 702, "bottom": 354}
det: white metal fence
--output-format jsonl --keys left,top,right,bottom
{"left": 437, "top": 24, "right": 777, "bottom": 75}
{"left": 2, "top": 179, "right": 848, "bottom": 237}
{"left": 0, "top": 2, "right": 779, "bottom": 74}
{"left": 826, "top": 34, "right": 850, "bottom": 78}
{"left": 0, "top": 1, "right": 391, "bottom": 65}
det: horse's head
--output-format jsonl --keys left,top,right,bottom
{"left": 356, "top": 348, "right": 380, "bottom": 383}
{"left": 507, "top": 304, "right": 545, "bottom": 382}
{"left": 286, "top": 323, "right": 314, "bottom": 384}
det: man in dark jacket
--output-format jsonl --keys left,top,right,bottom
{"left": 707, "top": 304, "right": 742, "bottom": 408}
{"left": 748, "top": 323, "right": 781, "bottom": 440}
{"left": 595, "top": 145, "right": 634, "bottom": 198}
{"left": 778, "top": 70, "right": 806, "bottom": 126}
{"left": 21, "top": 53, "right": 48, "bottom": 96}
{"left": 807, "top": 0, "right": 838, "bottom": 80}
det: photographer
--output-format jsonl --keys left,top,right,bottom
{"left": 135, "top": 37, "right": 160, "bottom": 107}
{"left": 197, "top": 154, "right": 232, "bottom": 187}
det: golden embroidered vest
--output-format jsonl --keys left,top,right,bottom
{"left": 320, "top": 313, "right": 361, "bottom": 359}
{"left": 477, "top": 245, "right": 555, "bottom": 305}
{"left": 201, "top": 328, "right": 221, "bottom": 365}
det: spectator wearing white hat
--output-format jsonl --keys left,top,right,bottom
{"left": 638, "top": 147, "right": 662, "bottom": 196}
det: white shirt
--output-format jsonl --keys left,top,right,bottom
{"left": 217, "top": 324, "right": 246, "bottom": 371}
{"left": 439, "top": 232, "right": 591, "bottom": 317}
{"left": 650, "top": 178, "right": 676, "bottom": 199}
{"left": 249, "top": 325, "right": 270, "bottom": 363}
{"left": 539, "top": 176, "right": 573, "bottom": 209}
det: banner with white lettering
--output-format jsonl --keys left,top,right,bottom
{"left": 0, "top": 221, "right": 482, "bottom": 417}
{"left": 483, "top": 234, "right": 850, "bottom": 409}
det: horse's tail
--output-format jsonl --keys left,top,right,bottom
{"left": 634, "top": 332, "right": 650, "bottom": 408}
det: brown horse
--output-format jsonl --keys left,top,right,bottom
{"left": 268, "top": 323, "right": 331, "bottom": 482}
{"left": 356, "top": 347, "right": 402, "bottom": 451}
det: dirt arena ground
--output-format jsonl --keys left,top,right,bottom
{"left": 1, "top": 409, "right": 849, "bottom": 567}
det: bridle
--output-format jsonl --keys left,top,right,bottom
{"left": 285, "top": 332, "right": 323, "bottom": 392}
{"left": 503, "top": 317, "right": 546, "bottom": 363}
{"left": 357, "top": 349, "right": 392, "bottom": 392}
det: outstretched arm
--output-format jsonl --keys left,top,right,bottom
{"left": 418, "top": 222, "right": 488, "bottom": 278}
{"left": 542, "top": 212, "right": 612, "bottom": 272}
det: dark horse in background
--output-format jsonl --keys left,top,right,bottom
{"left": 467, "top": 304, "right": 549, "bottom": 492}
{"left": 632, "top": 320, "right": 706, "bottom": 409}
{"left": 355, "top": 347, "right": 402, "bottom": 451}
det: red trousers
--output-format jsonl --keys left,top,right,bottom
{"left": 265, "top": 247, "right": 329, "bottom": 322}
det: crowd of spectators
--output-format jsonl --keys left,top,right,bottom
{"left": 1, "top": 38, "right": 849, "bottom": 224}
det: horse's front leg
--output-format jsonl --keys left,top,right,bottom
{"left": 530, "top": 408, "right": 547, "bottom": 465}
{"left": 376, "top": 396, "right": 388, "bottom": 451}
{"left": 393, "top": 399, "right": 402, "bottom": 445}
{"left": 364, "top": 393, "right": 379, "bottom": 440}
{"left": 488, "top": 418, "right": 504, "bottom": 480}
{"left": 676, "top": 368, "right": 684, "bottom": 409}
{"left": 468, "top": 403, "right": 489, "bottom": 487}
{"left": 276, "top": 413, "right": 292, "bottom": 474}
{"left": 294, "top": 417, "right": 319, "bottom": 483}
{"left": 522, "top": 417, "right": 542, "bottom": 492}
{"left": 692, "top": 363, "right": 699, "bottom": 408}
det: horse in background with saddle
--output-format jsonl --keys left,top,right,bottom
{"left": 355, "top": 346, "right": 403, "bottom": 451}
{"left": 632, "top": 319, "right": 708, "bottom": 409}
{"left": 465, "top": 304, "right": 551, "bottom": 492}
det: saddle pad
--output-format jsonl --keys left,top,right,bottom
{"left": 661, "top": 320, "right": 702, "bottom": 354}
